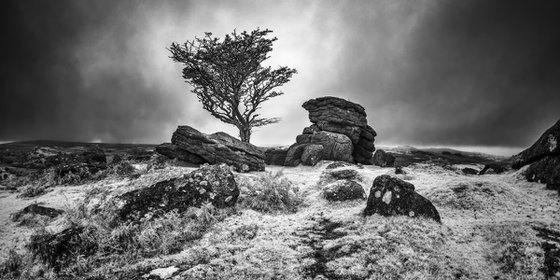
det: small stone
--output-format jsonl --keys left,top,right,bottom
{"left": 149, "top": 266, "right": 179, "bottom": 279}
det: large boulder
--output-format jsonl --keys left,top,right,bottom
{"left": 525, "top": 155, "right": 560, "bottom": 192}
{"left": 289, "top": 96, "right": 376, "bottom": 165}
{"left": 322, "top": 180, "right": 366, "bottom": 201}
{"left": 510, "top": 119, "right": 560, "bottom": 190}
{"left": 302, "top": 96, "right": 368, "bottom": 128}
{"left": 512, "top": 120, "right": 560, "bottom": 169}
{"left": 163, "top": 125, "right": 265, "bottom": 172}
{"left": 116, "top": 164, "right": 238, "bottom": 222}
{"left": 309, "top": 131, "right": 354, "bottom": 162}
{"left": 264, "top": 147, "right": 289, "bottom": 166}
{"left": 372, "top": 149, "right": 396, "bottom": 167}
{"left": 301, "top": 144, "right": 324, "bottom": 166}
{"left": 155, "top": 143, "right": 205, "bottom": 164}
{"left": 353, "top": 125, "right": 377, "bottom": 164}
{"left": 364, "top": 175, "right": 441, "bottom": 222}
{"left": 284, "top": 144, "right": 307, "bottom": 166}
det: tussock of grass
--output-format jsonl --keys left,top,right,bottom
{"left": 425, "top": 179, "right": 514, "bottom": 211}
{"left": 2, "top": 187, "right": 232, "bottom": 279}
{"left": 310, "top": 216, "right": 466, "bottom": 280}
{"left": 482, "top": 224, "right": 544, "bottom": 279}
{"left": 0, "top": 250, "right": 24, "bottom": 279}
{"left": 237, "top": 170, "right": 303, "bottom": 213}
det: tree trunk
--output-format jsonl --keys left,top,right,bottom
{"left": 239, "top": 126, "right": 252, "bottom": 143}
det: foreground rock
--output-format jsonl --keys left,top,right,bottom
{"left": 322, "top": 180, "right": 366, "bottom": 201}
{"left": 372, "top": 149, "right": 396, "bottom": 167}
{"left": 158, "top": 125, "right": 265, "bottom": 172}
{"left": 364, "top": 175, "right": 441, "bottom": 222}
{"left": 319, "top": 167, "right": 365, "bottom": 201}
{"left": 285, "top": 96, "right": 377, "bottom": 166}
{"left": 116, "top": 164, "right": 238, "bottom": 222}
{"left": 525, "top": 156, "right": 560, "bottom": 192}
{"left": 511, "top": 119, "right": 560, "bottom": 191}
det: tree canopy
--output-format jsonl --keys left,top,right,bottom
{"left": 169, "top": 28, "right": 297, "bottom": 143}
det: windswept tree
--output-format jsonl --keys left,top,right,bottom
{"left": 169, "top": 28, "right": 297, "bottom": 143}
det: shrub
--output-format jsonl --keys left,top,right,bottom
{"left": 17, "top": 184, "right": 50, "bottom": 198}
{"left": 17, "top": 196, "right": 232, "bottom": 279}
{"left": 237, "top": 170, "right": 303, "bottom": 213}
{"left": 0, "top": 249, "right": 24, "bottom": 279}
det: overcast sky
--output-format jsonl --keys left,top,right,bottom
{"left": 1, "top": 0, "right": 559, "bottom": 152}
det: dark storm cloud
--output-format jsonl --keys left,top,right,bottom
{"left": 1, "top": 0, "right": 559, "bottom": 148}
{"left": 334, "top": 0, "right": 560, "bottom": 147}
{"left": 0, "top": 0, "right": 195, "bottom": 143}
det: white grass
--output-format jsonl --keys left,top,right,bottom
{"left": 1, "top": 160, "right": 559, "bottom": 279}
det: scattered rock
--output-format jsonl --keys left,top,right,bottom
{"left": 168, "top": 125, "right": 265, "bottom": 172}
{"left": 364, "top": 175, "right": 441, "bottom": 222}
{"left": 11, "top": 204, "right": 64, "bottom": 223}
{"left": 512, "top": 120, "right": 560, "bottom": 169}
{"left": 462, "top": 167, "right": 479, "bottom": 175}
{"left": 322, "top": 180, "right": 366, "bottom": 201}
{"left": 264, "top": 147, "right": 288, "bottom": 166}
{"left": 301, "top": 144, "right": 324, "bottom": 166}
{"left": 325, "top": 161, "right": 353, "bottom": 169}
{"left": 284, "top": 144, "right": 307, "bottom": 167}
{"left": 309, "top": 131, "right": 354, "bottom": 162}
{"left": 395, "top": 166, "right": 406, "bottom": 175}
{"left": 323, "top": 169, "right": 360, "bottom": 182}
{"left": 372, "top": 149, "right": 396, "bottom": 167}
{"left": 525, "top": 155, "right": 560, "bottom": 192}
{"left": 115, "top": 164, "right": 238, "bottom": 222}
{"left": 478, "top": 161, "right": 509, "bottom": 175}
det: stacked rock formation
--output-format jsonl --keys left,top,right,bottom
{"left": 512, "top": 119, "right": 560, "bottom": 192}
{"left": 156, "top": 125, "right": 265, "bottom": 172}
{"left": 285, "top": 96, "right": 376, "bottom": 166}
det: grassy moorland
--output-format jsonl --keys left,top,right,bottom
{"left": 0, "top": 143, "right": 558, "bottom": 279}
